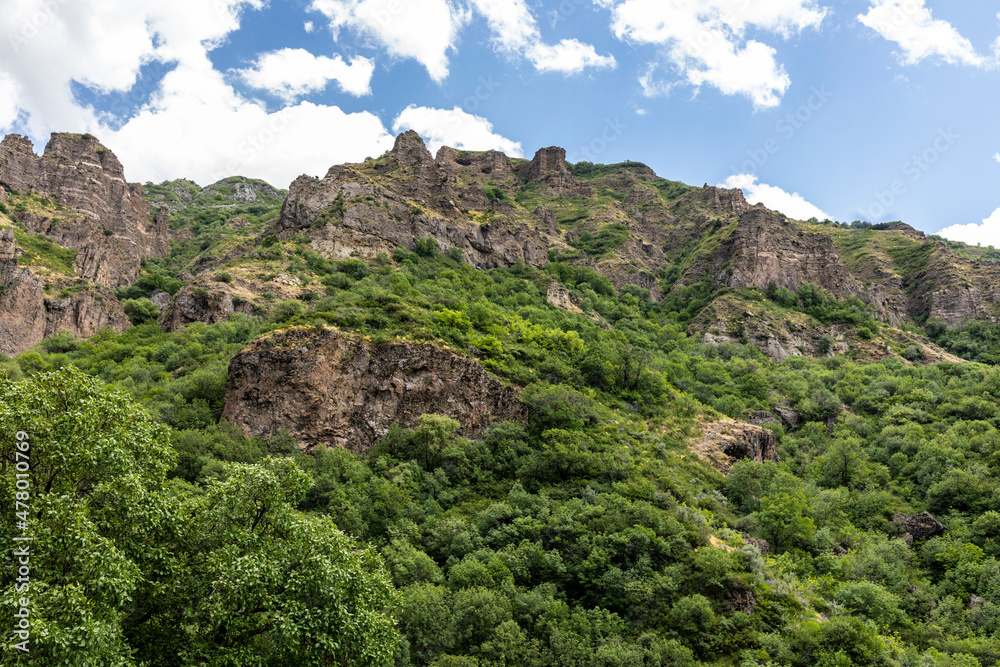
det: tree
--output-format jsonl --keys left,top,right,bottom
{"left": 0, "top": 367, "right": 398, "bottom": 665}
{"left": 757, "top": 490, "right": 816, "bottom": 553}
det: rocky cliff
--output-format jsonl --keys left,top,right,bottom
{"left": 0, "top": 133, "right": 169, "bottom": 287}
{"left": 689, "top": 418, "right": 780, "bottom": 474}
{"left": 279, "top": 132, "right": 549, "bottom": 269}
{"left": 222, "top": 327, "right": 526, "bottom": 451}
{"left": 0, "top": 227, "right": 128, "bottom": 356}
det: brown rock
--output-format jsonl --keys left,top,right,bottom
{"left": 159, "top": 283, "right": 254, "bottom": 331}
{"left": 279, "top": 157, "right": 549, "bottom": 270}
{"left": 774, "top": 406, "right": 801, "bottom": 430}
{"left": 893, "top": 512, "right": 945, "bottom": 541}
{"left": 700, "top": 185, "right": 750, "bottom": 215}
{"left": 222, "top": 327, "right": 526, "bottom": 451}
{"left": 0, "top": 132, "right": 169, "bottom": 288}
{"left": 690, "top": 418, "right": 779, "bottom": 473}
{"left": 0, "top": 228, "right": 46, "bottom": 356}
{"left": 519, "top": 146, "right": 569, "bottom": 182}
{"left": 392, "top": 130, "right": 433, "bottom": 167}
{"left": 44, "top": 289, "right": 130, "bottom": 339}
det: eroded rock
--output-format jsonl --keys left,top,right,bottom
{"left": 222, "top": 327, "right": 526, "bottom": 451}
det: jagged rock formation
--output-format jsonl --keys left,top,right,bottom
{"left": 279, "top": 132, "right": 548, "bottom": 269}
{"left": 222, "top": 327, "right": 526, "bottom": 452}
{"left": 690, "top": 418, "right": 779, "bottom": 473}
{"left": 0, "top": 228, "right": 128, "bottom": 355}
{"left": 0, "top": 132, "right": 169, "bottom": 287}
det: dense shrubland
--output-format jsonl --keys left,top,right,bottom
{"left": 4, "top": 242, "right": 1000, "bottom": 666}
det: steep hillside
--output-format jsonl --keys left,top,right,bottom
{"left": 6, "top": 130, "right": 1000, "bottom": 666}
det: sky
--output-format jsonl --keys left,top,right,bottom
{"left": 1, "top": 0, "right": 999, "bottom": 245}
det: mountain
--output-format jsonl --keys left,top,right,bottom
{"left": 4, "top": 130, "right": 1000, "bottom": 665}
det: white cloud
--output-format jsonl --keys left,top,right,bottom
{"left": 994, "top": 152, "right": 1000, "bottom": 163}
{"left": 937, "top": 208, "right": 1000, "bottom": 248}
{"left": 469, "top": 0, "right": 616, "bottom": 74}
{"left": 105, "top": 59, "right": 395, "bottom": 187}
{"left": 527, "top": 39, "right": 616, "bottom": 74}
{"left": 392, "top": 105, "right": 523, "bottom": 157}
{"left": 0, "top": 0, "right": 264, "bottom": 137}
{"left": 304, "top": 20, "right": 315, "bottom": 32}
{"left": 0, "top": 0, "right": 396, "bottom": 188}
{"left": 308, "top": 0, "right": 469, "bottom": 82}
{"left": 599, "top": 0, "right": 827, "bottom": 108}
{"left": 723, "top": 174, "right": 831, "bottom": 220}
{"left": 237, "top": 48, "right": 375, "bottom": 100}
{"left": 858, "top": 0, "right": 986, "bottom": 67}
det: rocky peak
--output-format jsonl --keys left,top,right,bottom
{"left": 392, "top": 130, "right": 433, "bottom": 167}
{"left": 700, "top": 185, "right": 750, "bottom": 215}
{"left": 0, "top": 132, "right": 169, "bottom": 287}
{"left": 519, "top": 146, "right": 569, "bottom": 182}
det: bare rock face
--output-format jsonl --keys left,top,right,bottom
{"left": 0, "top": 228, "right": 129, "bottom": 355}
{"left": 519, "top": 146, "right": 569, "bottom": 182}
{"left": 279, "top": 135, "right": 549, "bottom": 270}
{"left": 159, "top": 283, "right": 254, "bottom": 331}
{"left": 546, "top": 280, "right": 584, "bottom": 314}
{"left": 44, "top": 289, "right": 129, "bottom": 339}
{"left": 719, "top": 207, "right": 859, "bottom": 297}
{"left": 700, "top": 185, "right": 750, "bottom": 215}
{"left": 392, "top": 130, "right": 433, "bottom": 167}
{"left": 0, "top": 228, "right": 46, "bottom": 356}
{"left": 893, "top": 512, "right": 946, "bottom": 542}
{"left": 223, "top": 327, "right": 526, "bottom": 452}
{"left": 690, "top": 418, "right": 779, "bottom": 473}
{"left": 0, "top": 133, "right": 169, "bottom": 287}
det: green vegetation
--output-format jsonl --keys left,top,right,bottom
{"left": 0, "top": 367, "right": 397, "bottom": 665}
{"left": 6, "top": 241, "right": 1000, "bottom": 665}
{"left": 8, "top": 156, "right": 1000, "bottom": 665}
{"left": 570, "top": 222, "right": 630, "bottom": 259}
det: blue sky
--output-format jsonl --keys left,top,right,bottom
{"left": 1, "top": 0, "right": 999, "bottom": 244}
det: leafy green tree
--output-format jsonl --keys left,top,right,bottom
{"left": 0, "top": 367, "right": 398, "bottom": 666}
{"left": 757, "top": 490, "right": 816, "bottom": 554}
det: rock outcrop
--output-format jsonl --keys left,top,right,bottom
{"left": 279, "top": 133, "right": 548, "bottom": 270}
{"left": 893, "top": 512, "right": 946, "bottom": 542}
{"left": 0, "top": 133, "right": 169, "bottom": 287}
{"left": 690, "top": 418, "right": 779, "bottom": 474}
{"left": 159, "top": 283, "right": 254, "bottom": 331}
{"left": 223, "top": 328, "right": 526, "bottom": 451}
{"left": 0, "top": 227, "right": 129, "bottom": 355}
{"left": 0, "top": 228, "right": 46, "bottom": 356}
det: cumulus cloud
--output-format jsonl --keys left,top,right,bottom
{"left": 308, "top": 0, "right": 469, "bottom": 82}
{"left": 598, "top": 0, "right": 827, "bottom": 108}
{"left": 237, "top": 48, "right": 375, "bottom": 100}
{"left": 858, "top": 0, "right": 986, "bottom": 67}
{"left": 104, "top": 59, "right": 395, "bottom": 187}
{"left": 469, "top": 0, "right": 616, "bottom": 74}
{"left": 392, "top": 105, "right": 523, "bottom": 156}
{"left": 994, "top": 152, "right": 1000, "bottom": 163}
{"left": 723, "top": 174, "right": 832, "bottom": 221}
{"left": 936, "top": 209, "right": 1000, "bottom": 248}
{"left": 0, "top": 0, "right": 397, "bottom": 188}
